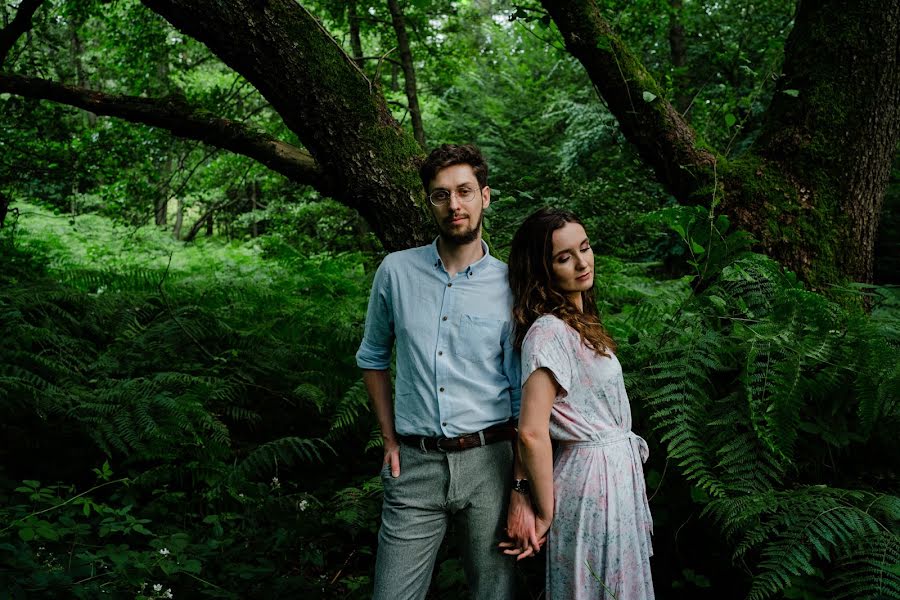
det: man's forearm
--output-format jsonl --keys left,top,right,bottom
{"left": 362, "top": 369, "right": 395, "bottom": 442}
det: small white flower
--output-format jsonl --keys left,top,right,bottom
{"left": 164, "top": 589, "right": 173, "bottom": 599}
{"left": 271, "top": 476, "right": 280, "bottom": 489}
{"left": 298, "top": 499, "right": 309, "bottom": 511}
{"left": 153, "top": 583, "right": 163, "bottom": 592}
{"left": 159, "top": 548, "right": 170, "bottom": 556}
{"left": 238, "top": 493, "right": 245, "bottom": 498}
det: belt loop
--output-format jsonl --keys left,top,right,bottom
{"left": 420, "top": 437, "right": 427, "bottom": 453}
{"left": 478, "top": 430, "right": 486, "bottom": 447}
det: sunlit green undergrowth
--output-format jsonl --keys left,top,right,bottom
{"left": 1, "top": 203, "right": 382, "bottom": 598}
{"left": 13, "top": 199, "right": 278, "bottom": 279}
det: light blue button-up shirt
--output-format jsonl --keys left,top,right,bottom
{"left": 356, "top": 238, "right": 521, "bottom": 437}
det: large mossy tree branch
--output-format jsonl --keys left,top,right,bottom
{"left": 540, "top": 0, "right": 717, "bottom": 202}
{"left": 141, "top": 0, "right": 433, "bottom": 251}
{"left": 544, "top": 0, "right": 900, "bottom": 288}
{"left": 0, "top": 73, "right": 330, "bottom": 193}
{"left": 0, "top": 0, "right": 45, "bottom": 65}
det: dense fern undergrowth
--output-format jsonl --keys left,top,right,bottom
{"left": 1, "top": 203, "right": 897, "bottom": 599}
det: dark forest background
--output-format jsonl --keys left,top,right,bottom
{"left": 1, "top": 0, "right": 898, "bottom": 598}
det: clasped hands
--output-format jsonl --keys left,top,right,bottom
{"left": 499, "top": 491, "right": 551, "bottom": 560}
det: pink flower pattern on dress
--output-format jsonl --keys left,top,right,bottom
{"left": 522, "top": 315, "right": 654, "bottom": 600}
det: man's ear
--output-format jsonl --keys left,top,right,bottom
{"left": 482, "top": 186, "right": 491, "bottom": 209}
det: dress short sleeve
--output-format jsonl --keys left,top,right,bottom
{"left": 521, "top": 315, "right": 573, "bottom": 397}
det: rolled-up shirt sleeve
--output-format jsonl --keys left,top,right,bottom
{"left": 502, "top": 321, "right": 522, "bottom": 418}
{"left": 356, "top": 258, "right": 394, "bottom": 370}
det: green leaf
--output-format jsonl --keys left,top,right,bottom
{"left": 183, "top": 559, "right": 202, "bottom": 574}
{"left": 690, "top": 240, "right": 706, "bottom": 255}
{"left": 782, "top": 89, "right": 800, "bottom": 97}
{"left": 725, "top": 113, "right": 737, "bottom": 128}
{"left": 642, "top": 91, "right": 657, "bottom": 103}
{"left": 18, "top": 527, "right": 35, "bottom": 541}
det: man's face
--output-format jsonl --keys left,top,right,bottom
{"left": 428, "top": 163, "right": 491, "bottom": 246}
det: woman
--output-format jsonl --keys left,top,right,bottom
{"left": 501, "top": 207, "right": 654, "bottom": 599}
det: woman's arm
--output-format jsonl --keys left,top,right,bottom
{"left": 515, "top": 368, "right": 558, "bottom": 543}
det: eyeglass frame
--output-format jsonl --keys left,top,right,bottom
{"left": 427, "top": 184, "right": 486, "bottom": 207}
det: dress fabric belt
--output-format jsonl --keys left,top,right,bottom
{"left": 557, "top": 430, "right": 649, "bottom": 463}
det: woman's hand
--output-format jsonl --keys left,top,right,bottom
{"left": 504, "top": 491, "right": 538, "bottom": 550}
{"left": 499, "top": 505, "right": 551, "bottom": 560}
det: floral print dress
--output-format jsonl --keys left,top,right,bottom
{"left": 522, "top": 315, "right": 654, "bottom": 600}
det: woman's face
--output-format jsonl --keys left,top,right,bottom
{"left": 550, "top": 221, "right": 594, "bottom": 303}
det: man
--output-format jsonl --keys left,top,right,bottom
{"left": 356, "top": 144, "right": 529, "bottom": 599}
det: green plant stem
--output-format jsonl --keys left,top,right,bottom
{"left": 0, "top": 477, "right": 129, "bottom": 534}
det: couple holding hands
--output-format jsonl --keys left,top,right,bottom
{"left": 356, "top": 144, "right": 654, "bottom": 599}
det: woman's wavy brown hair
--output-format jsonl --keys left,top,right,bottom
{"left": 508, "top": 207, "right": 616, "bottom": 357}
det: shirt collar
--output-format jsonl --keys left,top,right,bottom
{"left": 430, "top": 237, "right": 491, "bottom": 278}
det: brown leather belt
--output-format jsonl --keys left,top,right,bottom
{"left": 399, "top": 421, "right": 516, "bottom": 453}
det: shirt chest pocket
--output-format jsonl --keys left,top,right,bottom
{"left": 454, "top": 314, "right": 505, "bottom": 361}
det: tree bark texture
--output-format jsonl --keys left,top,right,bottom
{"left": 387, "top": 0, "right": 426, "bottom": 149}
{"left": 544, "top": 0, "right": 900, "bottom": 287}
{"left": 746, "top": 0, "right": 900, "bottom": 285}
{"left": 141, "top": 0, "right": 432, "bottom": 251}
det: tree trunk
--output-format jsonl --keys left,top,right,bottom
{"left": 741, "top": 0, "right": 900, "bottom": 286}
{"left": 386, "top": 0, "right": 426, "bottom": 149}
{"left": 173, "top": 196, "right": 184, "bottom": 239}
{"left": 250, "top": 179, "right": 258, "bottom": 238}
{"left": 156, "top": 154, "right": 171, "bottom": 226}
{"left": 141, "top": 0, "right": 432, "bottom": 252}
{"left": 68, "top": 17, "right": 97, "bottom": 128}
{"left": 667, "top": 0, "right": 690, "bottom": 116}
{"left": 348, "top": 1, "right": 363, "bottom": 61}
{"left": 0, "top": 191, "right": 10, "bottom": 228}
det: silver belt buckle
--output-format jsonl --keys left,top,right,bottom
{"left": 436, "top": 437, "right": 449, "bottom": 452}
{"left": 420, "top": 437, "right": 428, "bottom": 453}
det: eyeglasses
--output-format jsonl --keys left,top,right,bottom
{"left": 428, "top": 186, "right": 481, "bottom": 207}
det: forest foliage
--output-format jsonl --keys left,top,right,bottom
{"left": 1, "top": 0, "right": 898, "bottom": 598}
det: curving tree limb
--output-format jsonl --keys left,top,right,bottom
{"left": 0, "top": 73, "right": 331, "bottom": 194}
{"left": 0, "top": 0, "right": 44, "bottom": 66}
{"left": 540, "top": 0, "right": 717, "bottom": 203}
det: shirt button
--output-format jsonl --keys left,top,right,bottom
{"left": 442, "top": 316, "right": 448, "bottom": 321}
{"left": 447, "top": 283, "right": 453, "bottom": 287}
{"left": 442, "top": 422, "right": 448, "bottom": 426}
{"left": 438, "top": 351, "right": 443, "bottom": 356}
{"left": 439, "top": 387, "right": 445, "bottom": 392}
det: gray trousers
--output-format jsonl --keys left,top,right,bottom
{"left": 372, "top": 440, "right": 516, "bottom": 600}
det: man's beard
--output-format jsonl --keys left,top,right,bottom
{"left": 439, "top": 210, "right": 484, "bottom": 245}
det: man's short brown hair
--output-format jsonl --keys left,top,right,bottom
{"left": 419, "top": 144, "right": 488, "bottom": 192}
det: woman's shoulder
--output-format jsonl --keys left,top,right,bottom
{"left": 524, "top": 314, "right": 571, "bottom": 343}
